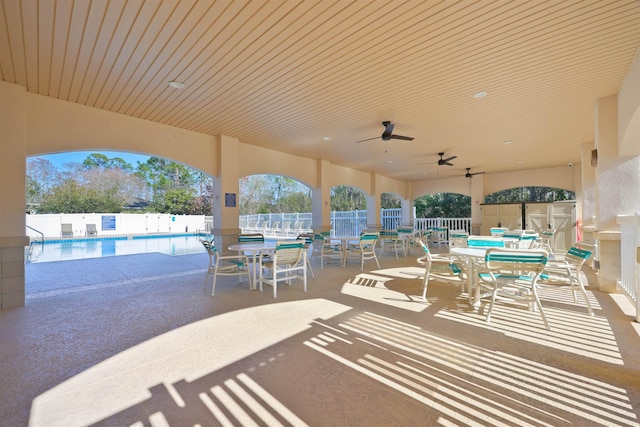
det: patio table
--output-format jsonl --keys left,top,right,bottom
{"left": 450, "top": 247, "right": 488, "bottom": 305}
{"left": 228, "top": 241, "right": 276, "bottom": 289}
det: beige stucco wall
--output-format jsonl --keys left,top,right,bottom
{"left": 376, "top": 175, "right": 411, "bottom": 200}
{"left": 483, "top": 166, "right": 576, "bottom": 196}
{"left": 25, "top": 92, "right": 217, "bottom": 176}
{"left": 238, "top": 144, "right": 319, "bottom": 189}
{"left": 21, "top": 86, "right": 583, "bottom": 209}
{"left": 412, "top": 176, "right": 471, "bottom": 199}
{"left": 618, "top": 48, "right": 640, "bottom": 157}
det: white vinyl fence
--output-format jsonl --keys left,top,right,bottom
{"left": 26, "top": 213, "right": 211, "bottom": 239}
{"left": 617, "top": 213, "right": 639, "bottom": 321}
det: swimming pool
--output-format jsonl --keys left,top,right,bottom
{"left": 28, "top": 233, "right": 214, "bottom": 263}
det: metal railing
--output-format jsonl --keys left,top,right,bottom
{"left": 414, "top": 218, "right": 472, "bottom": 235}
{"left": 26, "top": 225, "right": 45, "bottom": 262}
{"left": 239, "top": 210, "right": 471, "bottom": 239}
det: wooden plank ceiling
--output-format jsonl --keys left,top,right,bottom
{"left": 1, "top": 0, "right": 639, "bottom": 181}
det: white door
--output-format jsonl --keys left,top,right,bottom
{"left": 480, "top": 205, "right": 500, "bottom": 235}
{"left": 551, "top": 202, "right": 576, "bottom": 252}
{"left": 500, "top": 204, "right": 523, "bottom": 230}
{"left": 525, "top": 202, "right": 550, "bottom": 232}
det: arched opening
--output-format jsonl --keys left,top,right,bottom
{"left": 238, "top": 174, "right": 313, "bottom": 236}
{"left": 413, "top": 192, "right": 472, "bottom": 237}
{"left": 485, "top": 186, "right": 575, "bottom": 203}
{"left": 25, "top": 151, "right": 214, "bottom": 263}
{"left": 414, "top": 193, "right": 471, "bottom": 218}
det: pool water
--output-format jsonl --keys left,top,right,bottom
{"left": 28, "top": 234, "right": 213, "bottom": 263}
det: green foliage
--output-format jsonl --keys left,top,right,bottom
{"left": 381, "top": 192, "right": 401, "bottom": 209}
{"left": 38, "top": 178, "right": 125, "bottom": 213}
{"left": 485, "top": 187, "right": 575, "bottom": 203}
{"left": 160, "top": 188, "right": 197, "bottom": 215}
{"left": 27, "top": 153, "right": 213, "bottom": 215}
{"left": 330, "top": 185, "right": 366, "bottom": 211}
{"left": 82, "top": 153, "right": 134, "bottom": 171}
{"left": 239, "top": 175, "right": 311, "bottom": 214}
{"left": 414, "top": 193, "right": 471, "bottom": 218}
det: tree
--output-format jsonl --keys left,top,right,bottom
{"left": 82, "top": 153, "right": 134, "bottom": 171}
{"left": 38, "top": 178, "right": 126, "bottom": 213}
{"left": 239, "top": 175, "right": 311, "bottom": 215}
{"left": 135, "top": 157, "right": 197, "bottom": 213}
{"left": 331, "top": 185, "right": 366, "bottom": 211}
{"left": 414, "top": 193, "right": 471, "bottom": 218}
{"left": 161, "top": 188, "right": 197, "bottom": 214}
{"left": 381, "top": 192, "right": 401, "bottom": 209}
{"left": 484, "top": 187, "right": 575, "bottom": 203}
{"left": 26, "top": 158, "right": 59, "bottom": 207}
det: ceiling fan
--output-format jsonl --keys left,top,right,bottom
{"left": 355, "top": 121, "right": 414, "bottom": 143}
{"left": 432, "top": 152, "right": 457, "bottom": 166}
{"left": 417, "top": 152, "right": 458, "bottom": 167}
{"left": 463, "top": 167, "right": 486, "bottom": 178}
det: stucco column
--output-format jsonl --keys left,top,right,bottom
{"left": 0, "top": 82, "right": 30, "bottom": 309}
{"left": 366, "top": 174, "right": 382, "bottom": 231}
{"left": 312, "top": 159, "right": 332, "bottom": 233}
{"left": 593, "top": 95, "right": 640, "bottom": 292}
{"left": 579, "top": 142, "right": 596, "bottom": 231}
{"left": 400, "top": 198, "right": 412, "bottom": 226}
{"left": 470, "top": 175, "right": 484, "bottom": 234}
{"left": 212, "top": 135, "right": 241, "bottom": 255}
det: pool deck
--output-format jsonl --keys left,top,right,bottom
{"left": 2, "top": 250, "right": 640, "bottom": 426}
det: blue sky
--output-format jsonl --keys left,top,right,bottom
{"left": 31, "top": 151, "right": 151, "bottom": 170}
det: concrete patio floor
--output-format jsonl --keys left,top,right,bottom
{"left": 2, "top": 249, "right": 640, "bottom": 426}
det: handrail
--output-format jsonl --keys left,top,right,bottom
{"left": 26, "top": 225, "right": 45, "bottom": 263}
{"left": 26, "top": 225, "right": 44, "bottom": 242}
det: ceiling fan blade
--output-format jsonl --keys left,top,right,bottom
{"left": 443, "top": 161, "right": 454, "bottom": 166}
{"left": 389, "top": 134, "right": 414, "bottom": 141}
{"left": 354, "top": 136, "right": 380, "bottom": 143}
{"left": 472, "top": 171, "right": 486, "bottom": 176}
{"left": 443, "top": 155, "right": 457, "bottom": 162}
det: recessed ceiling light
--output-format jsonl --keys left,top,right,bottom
{"left": 473, "top": 91, "right": 488, "bottom": 99}
{"left": 387, "top": 160, "right": 393, "bottom": 163}
{"left": 168, "top": 81, "right": 184, "bottom": 89}
{"left": 322, "top": 136, "right": 331, "bottom": 141}
{"left": 504, "top": 140, "right": 513, "bottom": 145}
{"left": 517, "top": 161, "right": 524, "bottom": 164}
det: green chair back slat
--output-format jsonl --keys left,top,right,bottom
{"left": 361, "top": 233, "right": 379, "bottom": 242}
{"left": 490, "top": 227, "right": 508, "bottom": 235}
{"left": 238, "top": 233, "right": 265, "bottom": 243}
{"left": 503, "top": 231, "right": 524, "bottom": 239}
{"left": 200, "top": 239, "right": 217, "bottom": 254}
{"left": 468, "top": 238, "right": 505, "bottom": 248}
{"left": 486, "top": 252, "right": 548, "bottom": 264}
{"left": 567, "top": 246, "right": 592, "bottom": 260}
{"left": 276, "top": 241, "right": 304, "bottom": 250}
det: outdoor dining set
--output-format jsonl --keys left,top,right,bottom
{"left": 200, "top": 226, "right": 594, "bottom": 331}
